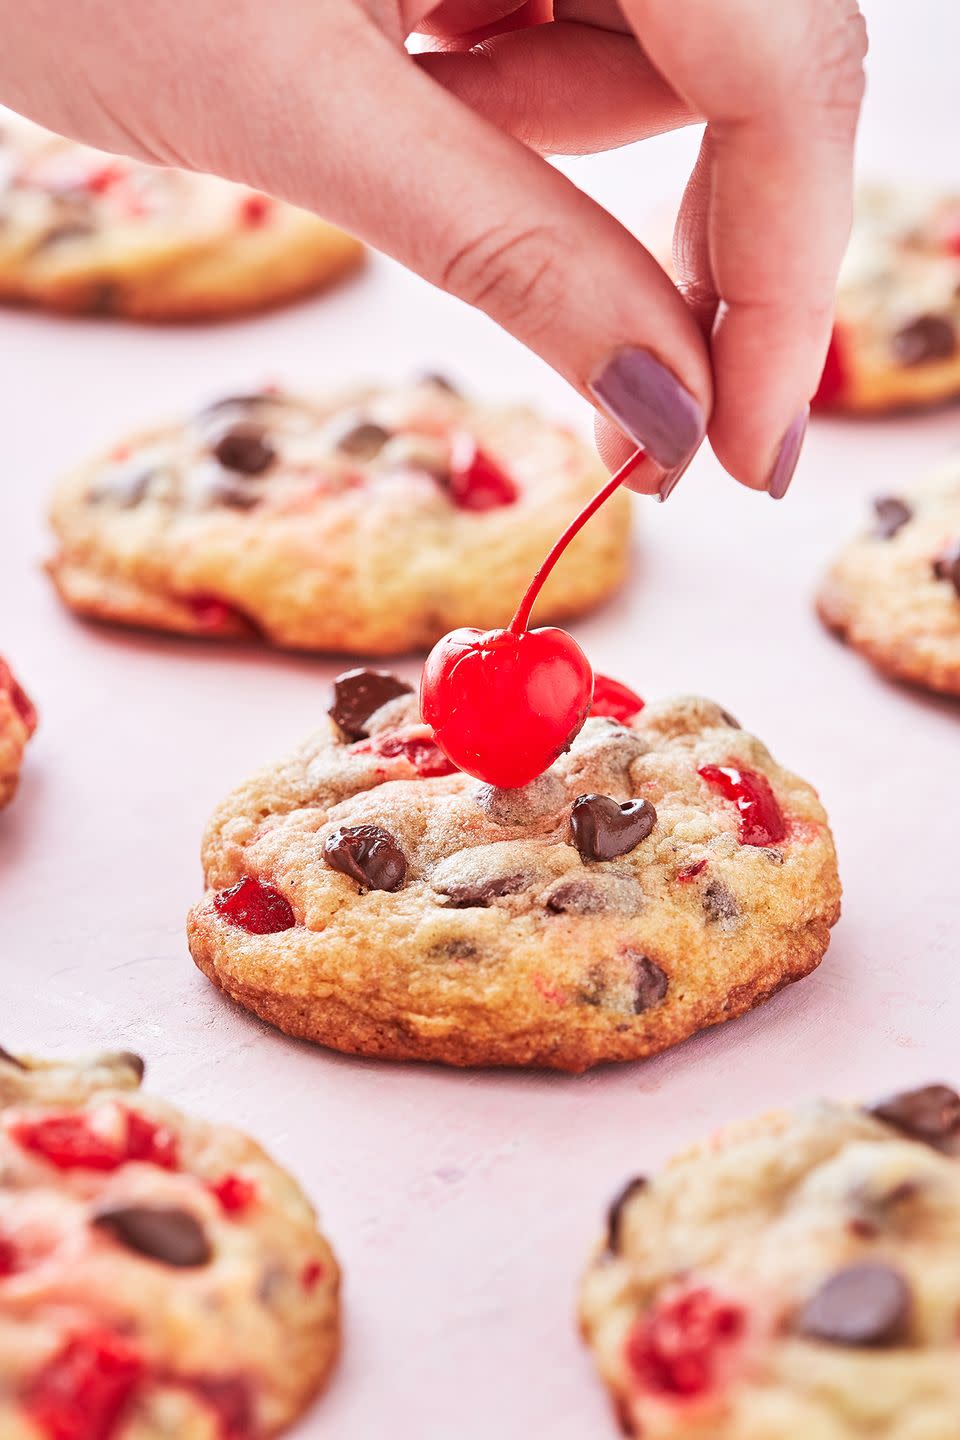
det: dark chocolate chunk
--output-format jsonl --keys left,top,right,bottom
{"left": 626, "top": 951, "right": 669, "bottom": 1013}
{"left": 869, "top": 1084, "right": 960, "bottom": 1149}
{"left": 718, "top": 708, "right": 741, "bottom": 729}
{"left": 420, "top": 372, "right": 461, "bottom": 395}
{"left": 333, "top": 420, "right": 392, "bottom": 461}
{"left": 205, "top": 477, "right": 262, "bottom": 510}
{"left": 438, "top": 875, "right": 525, "bottom": 907}
{"left": 570, "top": 794, "right": 657, "bottom": 863}
{"left": 323, "top": 824, "right": 407, "bottom": 891}
{"left": 0, "top": 1046, "right": 26, "bottom": 1070}
{"left": 195, "top": 393, "right": 282, "bottom": 424}
{"left": 212, "top": 423, "right": 275, "bottom": 476}
{"left": 796, "top": 1262, "right": 911, "bottom": 1347}
{"left": 545, "top": 880, "right": 608, "bottom": 915}
{"left": 872, "top": 496, "right": 913, "bottom": 540}
{"left": 703, "top": 880, "right": 739, "bottom": 923}
{"left": 328, "top": 668, "right": 414, "bottom": 741}
{"left": 92, "top": 1204, "right": 211, "bottom": 1267}
{"left": 35, "top": 220, "right": 96, "bottom": 249}
{"left": 892, "top": 314, "right": 957, "bottom": 367}
{"left": 107, "top": 1050, "right": 146, "bottom": 1083}
{"left": 605, "top": 1176, "right": 648, "bottom": 1254}
{"left": 932, "top": 542, "right": 960, "bottom": 598}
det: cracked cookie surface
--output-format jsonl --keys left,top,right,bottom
{"left": 818, "top": 453, "right": 960, "bottom": 695}
{"left": 0, "top": 659, "right": 36, "bottom": 810}
{"left": 48, "top": 379, "right": 630, "bottom": 654}
{"left": 0, "top": 1048, "right": 339, "bottom": 1439}
{"left": 187, "top": 673, "right": 840, "bottom": 1071}
{"left": 580, "top": 1085, "right": 960, "bottom": 1438}
{"left": 0, "top": 113, "right": 362, "bottom": 320}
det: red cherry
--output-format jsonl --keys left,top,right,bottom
{"left": 421, "top": 625, "right": 593, "bottom": 788}
{"left": 239, "top": 193, "right": 272, "bottom": 228}
{"left": 811, "top": 327, "right": 847, "bottom": 410}
{"left": 0, "top": 1236, "right": 18, "bottom": 1277}
{"left": 446, "top": 433, "right": 518, "bottom": 511}
{"left": 698, "top": 764, "right": 786, "bottom": 847}
{"left": 7, "top": 1105, "right": 178, "bottom": 1173}
{"left": 626, "top": 1285, "right": 744, "bottom": 1398}
{"left": 210, "top": 1173, "right": 257, "bottom": 1215}
{"left": 0, "top": 658, "right": 37, "bottom": 734}
{"left": 676, "top": 858, "right": 708, "bottom": 883}
{"left": 352, "top": 726, "right": 458, "bottom": 778}
{"left": 590, "top": 674, "right": 644, "bottom": 723}
{"left": 25, "top": 1329, "right": 143, "bottom": 1440}
{"left": 186, "top": 594, "right": 256, "bottom": 635}
{"left": 213, "top": 877, "right": 296, "bottom": 934}
{"left": 301, "top": 1258, "right": 326, "bottom": 1291}
{"left": 191, "top": 1377, "right": 256, "bottom": 1440}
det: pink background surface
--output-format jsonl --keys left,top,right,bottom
{"left": 1, "top": 5, "right": 958, "bottom": 1434}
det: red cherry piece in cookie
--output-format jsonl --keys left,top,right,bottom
{"left": 811, "top": 327, "right": 847, "bottom": 410}
{"left": 625, "top": 1285, "right": 745, "bottom": 1398}
{"left": 8, "top": 1105, "right": 178, "bottom": 1173}
{"left": 186, "top": 594, "right": 256, "bottom": 635}
{"left": 698, "top": 764, "right": 787, "bottom": 847}
{"left": 239, "top": 194, "right": 272, "bottom": 228}
{"left": 421, "top": 625, "right": 593, "bottom": 788}
{"left": 0, "top": 1235, "right": 18, "bottom": 1276}
{"left": 301, "top": 1258, "right": 326, "bottom": 1291}
{"left": 191, "top": 1377, "right": 256, "bottom": 1440}
{"left": 214, "top": 877, "right": 296, "bottom": 935}
{"left": 0, "top": 659, "right": 37, "bottom": 734}
{"left": 446, "top": 433, "right": 518, "bottom": 511}
{"left": 25, "top": 1329, "right": 143, "bottom": 1440}
{"left": 353, "top": 726, "right": 458, "bottom": 778}
{"left": 210, "top": 1173, "right": 258, "bottom": 1215}
{"left": 589, "top": 674, "right": 644, "bottom": 724}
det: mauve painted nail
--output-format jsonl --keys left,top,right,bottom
{"left": 768, "top": 406, "right": 809, "bottom": 500}
{"left": 589, "top": 347, "right": 705, "bottom": 470}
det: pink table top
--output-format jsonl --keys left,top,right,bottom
{"left": 2, "top": 4, "right": 958, "bottom": 1432}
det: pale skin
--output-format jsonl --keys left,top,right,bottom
{"left": 3, "top": 0, "right": 867, "bottom": 493}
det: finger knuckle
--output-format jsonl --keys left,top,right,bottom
{"left": 439, "top": 221, "right": 566, "bottom": 337}
{"left": 806, "top": 2, "right": 868, "bottom": 130}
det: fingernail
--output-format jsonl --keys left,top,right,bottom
{"left": 589, "top": 347, "right": 705, "bottom": 471}
{"left": 657, "top": 451, "right": 696, "bottom": 503}
{"left": 767, "top": 406, "right": 809, "bottom": 500}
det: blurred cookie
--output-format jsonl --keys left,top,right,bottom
{"left": 48, "top": 378, "right": 630, "bottom": 653}
{"left": 0, "top": 113, "right": 362, "bottom": 319}
{"left": 818, "top": 453, "right": 960, "bottom": 695}
{"left": 580, "top": 1084, "right": 960, "bottom": 1438}
{"left": 0, "top": 1046, "right": 339, "bottom": 1437}
{"left": 813, "top": 185, "right": 960, "bottom": 413}
{"left": 0, "top": 658, "right": 36, "bottom": 809}
{"left": 187, "top": 670, "right": 840, "bottom": 1071}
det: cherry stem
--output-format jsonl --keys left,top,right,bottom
{"left": 508, "top": 447, "right": 646, "bottom": 635}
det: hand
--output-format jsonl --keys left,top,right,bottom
{"left": 0, "top": 0, "right": 866, "bottom": 498}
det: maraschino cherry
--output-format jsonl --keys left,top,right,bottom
{"left": 421, "top": 450, "right": 644, "bottom": 788}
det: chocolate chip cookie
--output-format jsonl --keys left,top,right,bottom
{"left": 186, "top": 669, "right": 840, "bottom": 1070}
{"left": 817, "top": 453, "right": 960, "bottom": 695}
{"left": 580, "top": 1084, "right": 960, "bottom": 1438}
{"left": 48, "top": 379, "right": 630, "bottom": 653}
{"left": 0, "top": 113, "right": 362, "bottom": 319}
{"left": 0, "top": 657, "right": 36, "bottom": 809}
{"left": 813, "top": 185, "right": 960, "bottom": 413}
{"left": 0, "top": 1047, "right": 339, "bottom": 1436}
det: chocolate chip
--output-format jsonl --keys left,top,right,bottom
{"left": 212, "top": 423, "right": 275, "bottom": 476}
{"left": 796, "top": 1262, "right": 911, "bottom": 1347}
{"left": 89, "top": 464, "right": 156, "bottom": 509}
{"left": 892, "top": 314, "right": 957, "bottom": 367}
{"left": 0, "top": 1046, "right": 26, "bottom": 1070}
{"left": 869, "top": 1084, "right": 960, "bottom": 1149}
{"left": 438, "top": 875, "right": 525, "bottom": 907}
{"left": 328, "top": 668, "right": 414, "bottom": 741}
{"left": 626, "top": 951, "right": 668, "bottom": 1013}
{"left": 420, "top": 372, "right": 461, "bottom": 395}
{"left": 544, "top": 874, "right": 644, "bottom": 916}
{"left": 35, "top": 220, "right": 96, "bottom": 249}
{"left": 205, "top": 477, "right": 262, "bottom": 510}
{"left": 605, "top": 1176, "right": 647, "bottom": 1254}
{"left": 473, "top": 773, "right": 567, "bottom": 826}
{"left": 195, "top": 393, "right": 284, "bottom": 425}
{"left": 718, "top": 708, "right": 741, "bottom": 729}
{"left": 106, "top": 1050, "right": 146, "bottom": 1083}
{"left": 932, "top": 542, "right": 960, "bottom": 598}
{"left": 92, "top": 1204, "right": 211, "bottom": 1267}
{"left": 570, "top": 795, "right": 657, "bottom": 863}
{"left": 873, "top": 496, "right": 913, "bottom": 539}
{"left": 545, "top": 880, "right": 608, "bottom": 915}
{"left": 703, "top": 880, "right": 738, "bottom": 923}
{"left": 323, "top": 824, "right": 407, "bottom": 891}
{"left": 332, "top": 420, "right": 392, "bottom": 461}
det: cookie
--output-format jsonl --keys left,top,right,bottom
{"left": 813, "top": 185, "right": 960, "bottom": 413}
{"left": 817, "top": 453, "right": 960, "bottom": 695}
{"left": 0, "top": 658, "right": 36, "bottom": 810}
{"left": 579, "top": 1084, "right": 960, "bottom": 1438}
{"left": 186, "top": 670, "right": 840, "bottom": 1071}
{"left": 0, "top": 1046, "right": 339, "bottom": 1437}
{"left": 0, "top": 113, "right": 362, "bottom": 320}
{"left": 47, "top": 378, "right": 630, "bottom": 654}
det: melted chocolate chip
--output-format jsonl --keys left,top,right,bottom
{"left": 545, "top": 880, "right": 608, "bottom": 915}
{"left": 438, "top": 875, "right": 525, "bottom": 907}
{"left": 892, "top": 314, "right": 957, "bottom": 367}
{"left": 333, "top": 420, "right": 392, "bottom": 461}
{"left": 328, "top": 668, "right": 414, "bottom": 741}
{"left": 869, "top": 1084, "right": 960, "bottom": 1149}
{"left": 323, "top": 824, "right": 407, "bottom": 891}
{"left": 92, "top": 1204, "right": 211, "bottom": 1267}
{"left": 213, "top": 423, "right": 275, "bottom": 476}
{"left": 796, "top": 1262, "right": 911, "bottom": 1347}
{"left": 205, "top": 477, "right": 262, "bottom": 510}
{"left": 606, "top": 1176, "right": 647, "bottom": 1254}
{"left": 703, "top": 881, "right": 739, "bottom": 923}
{"left": 932, "top": 542, "right": 960, "bottom": 598}
{"left": 873, "top": 496, "right": 913, "bottom": 540}
{"left": 625, "top": 951, "right": 669, "bottom": 1013}
{"left": 570, "top": 795, "right": 657, "bottom": 863}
